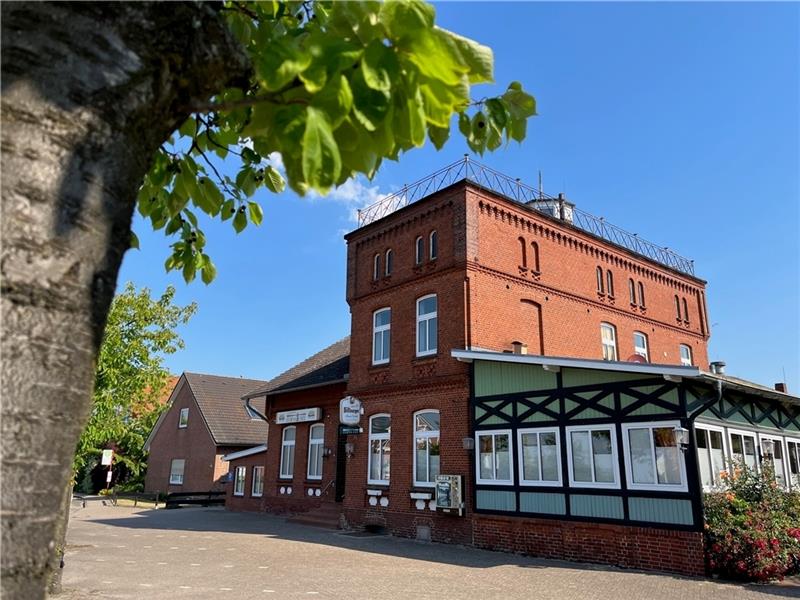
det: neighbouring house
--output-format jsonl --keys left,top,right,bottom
{"left": 144, "top": 372, "right": 267, "bottom": 494}
{"left": 223, "top": 159, "right": 799, "bottom": 577}
{"left": 225, "top": 338, "right": 349, "bottom": 526}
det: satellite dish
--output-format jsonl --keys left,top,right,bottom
{"left": 626, "top": 354, "right": 648, "bottom": 363}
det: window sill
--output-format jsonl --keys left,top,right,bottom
{"left": 409, "top": 491, "right": 433, "bottom": 500}
{"left": 412, "top": 354, "right": 438, "bottom": 363}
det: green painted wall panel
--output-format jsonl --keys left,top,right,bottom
{"left": 572, "top": 407, "right": 608, "bottom": 420}
{"left": 630, "top": 404, "right": 672, "bottom": 417}
{"left": 562, "top": 368, "right": 643, "bottom": 388}
{"left": 475, "top": 362, "right": 557, "bottom": 397}
{"left": 474, "top": 407, "right": 486, "bottom": 419}
{"left": 476, "top": 490, "right": 516, "bottom": 511}
{"left": 629, "top": 497, "right": 694, "bottom": 525}
{"left": 520, "top": 492, "right": 566, "bottom": 515}
{"left": 569, "top": 494, "right": 624, "bottom": 520}
{"left": 522, "top": 412, "right": 556, "bottom": 423}
{"left": 481, "top": 415, "right": 510, "bottom": 426}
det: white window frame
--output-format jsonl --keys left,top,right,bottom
{"left": 307, "top": 424, "right": 325, "bottom": 481}
{"left": 475, "top": 429, "right": 514, "bottom": 485}
{"left": 251, "top": 466, "right": 264, "bottom": 497}
{"left": 233, "top": 465, "right": 246, "bottom": 496}
{"left": 429, "top": 230, "right": 438, "bottom": 260}
{"left": 758, "top": 432, "right": 789, "bottom": 488}
{"left": 178, "top": 407, "right": 189, "bottom": 428}
{"left": 727, "top": 428, "right": 760, "bottom": 472}
{"left": 517, "top": 427, "right": 562, "bottom": 487}
{"left": 368, "top": 414, "right": 391, "bottom": 485}
{"left": 279, "top": 426, "right": 296, "bottom": 479}
{"left": 169, "top": 459, "right": 185, "bottom": 485}
{"left": 373, "top": 253, "right": 380, "bottom": 281}
{"left": 679, "top": 344, "right": 692, "bottom": 366}
{"left": 413, "top": 410, "right": 440, "bottom": 488}
{"left": 565, "top": 425, "right": 620, "bottom": 489}
{"left": 372, "top": 307, "right": 391, "bottom": 365}
{"left": 385, "top": 249, "right": 393, "bottom": 276}
{"left": 695, "top": 422, "right": 728, "bottom": 491}
{"left": 415, "top": 236, "right": 424, "bottom": 265}
{"left": 621, "top": 421, "right": 688, "bottom": 492}
{"left": 416, "top": 294, "right": 438, "bottom": 357}
{"left": 633, "top": 331, "right": 649, "bottom": 361}
{"left": 600, "top": 322, "right": 617, "bottom": 361}
{"left": 637, "top": 281, "right": 646, "bottom": 308}
{"left": 786, "top": 437, "right": 800, "bottom": 490}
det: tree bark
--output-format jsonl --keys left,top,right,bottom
{"left": 1, "top": 3, "right": 248, "bottom": 598}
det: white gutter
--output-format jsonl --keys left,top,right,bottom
{"left": 222, "top": 444, "right": 267, "bottom": 462}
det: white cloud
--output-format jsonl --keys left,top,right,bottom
{"left": 307, "top": 177, "right": 392, "bottom": 223}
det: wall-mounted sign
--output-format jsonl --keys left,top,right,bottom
{"left": 339, "top": 396, "right": 362, "bottom": 426}
{"left": 339, "top": 425, "right": 362, "bottom": 435}
{"left": 101, "top": 449, "right": 114, "bottom": 466}
{"left": 435, "top": 474, "right": 464, "bottom": 516}
{"left": 276, "top": 407, "right": 321, "bottom": 424}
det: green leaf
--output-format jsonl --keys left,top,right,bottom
{"left": 235, "top": 167, "right": 258, "bottom": 197}
{"left": 255, "top": 38, "right": 312, "bottom": 92}
{"left": 502, "top": 87, "right": 537, "bottom": 119}
{"left": 264, "top": 166, "right": 286, "bottom": 193}
{"left": 248, "top": 201, "right": 264, "bottom": 226}
{"left": 362, "top": 40, "right": 399, "bottom": 92}
{"left": 439, "top": 28, "right": 494, "bottom": 84}
{"left": 302, "top": 107, "right": 342, "bottom": 191}
{"left": 458, "top": 112, "right": 471, "bottom": 136}
{"left": 312, "top": 75, "right": 353, "bottom": 129}
{"left": 178, "top": 117, "right": 197, "bottom": 139}
{"left": 129, "top": 232, "right": 140, "bottom": 250}
{"left": 221, "top": 199, "right": 235, "bottom": 221}
{"left": 428, "top": 125, "right": 450, "bottom": 150}
{"left": 379, "top": 0, "right": 435, "bottom": 40}
{"left": 233, "top": 208, "right": 248, "bottom": 233}
{"left": 486, "top": 98, "right": 508, "bottom": 130}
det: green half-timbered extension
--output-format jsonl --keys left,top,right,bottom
{"left": 454, "top": 350, "right": 800, "bottom": 533}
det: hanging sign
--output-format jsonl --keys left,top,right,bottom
{"left": 339, "top": 396, "right": 362, "bottom": 426}
{"left": 101, "top": 449, "right": 114, "bottom": 466}
{"left": 276, "top": 407, "right": 321, "bottom": 424}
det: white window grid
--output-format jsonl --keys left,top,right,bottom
{"left": 372, "top": 307, "right": 391, "bottom": 365}
{"left": 475, "top": 429, "right": 514, "bottom": 485}
{"left": 178, "top": 408, "right": 189, "bottom": 428}
{"left": 416, "top": 294, "right": 438, "bottom": 357}
{"left": 787, "top": 437, "right": 800, "bottom": 490}
{"left": 565, "top": 424, "right": 620, "bottom": 489}
{"left": 695, "top": 423, "right": 728, "bottom": 491}
{"left": 600, "top": 323, "right": 617, "bottom": 361}
{"left": 633, "top": 331, "right": 649, "bottom": 361}
{"left": 251, "top": 466, "right": 264, "bottom": 497}
{"left": 413, "top": 410, "right": 440, "bottom": 487}
{"left": 368, "top": 414, "right": 391, "bottom": 485}
{"left": 307, "top": 424, "right": 325, "bottom": 480}
{"left": 621, "top": 421, "right": 688, "bottom": 492}
{"left": 169, "top": 459, "right": 185, "bottom": 485}
{"left": 679, "top": 344, "right": 692, "bottom": 366}
{"left": 517, "top": 427, "right": 562, "bottom": 487}
{"left": 728, "top": 428, "right": 760, "bottom": 472}
{"left": 757, "top": 432, "right": 790, "bottom": 489}
{"left": 233, "top": 466, "right": 246, "bottom": 496}
{"left": 279, "top": 426, "right": 296, "bottom": 479}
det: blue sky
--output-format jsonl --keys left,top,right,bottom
{"left": 119, "top": 2, "right": 799, "bottom": 391}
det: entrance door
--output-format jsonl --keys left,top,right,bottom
{"left": 335, "top": 426, "right": 347, "bottom": 502}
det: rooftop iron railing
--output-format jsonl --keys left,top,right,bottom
{"left": 356, "top": 156, "right": 695, "bottom": 276}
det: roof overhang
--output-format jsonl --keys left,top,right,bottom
{"left": 695, "top": 373, "right": 799, "bottom": 406}
{"left": 143, "top": 375, "right": 187, "bottom": 452}
{"left": 222, "top": 444, "right": 267, "bottom": 462}
{"left": 242, "top": 377, "right": 349, "bottom": 400}
{"left": 452, "top": 349, "right": 700, "bottom": 379}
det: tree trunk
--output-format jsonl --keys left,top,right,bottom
{"left": 1, "top": 3, "right": 248, "bottom": 598}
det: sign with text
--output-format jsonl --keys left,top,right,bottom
{"left": 435, "top": 474, "right": 463, "bottom": 516}
{"left": 339, "top": 396, "right": 362, "bottom": 426}
{"left": 275, "top": 407, "right": 321, "bottom": 424}
{"left": 101, "top": 449, "right": 114, "bottom": 466}
{"left": 338, "top": 425, "right": 362, "bottom": 435}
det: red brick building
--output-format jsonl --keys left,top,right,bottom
{"left": 144, "top": 372, "right": 267, "bottom": 493}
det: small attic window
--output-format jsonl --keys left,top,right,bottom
{"left": 245, "top": 404, "right": 261, "bottom": 420}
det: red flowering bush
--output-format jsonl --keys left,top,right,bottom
{"left": 704, "top": 463, "right": 800, "bottom": 582}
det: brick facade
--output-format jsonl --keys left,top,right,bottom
{"left": 339, "top": 181, "right": 710, "bottom": 576}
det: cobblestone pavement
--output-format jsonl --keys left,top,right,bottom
{"left": 61, "top": 501, "right": 794, "bottom": 599}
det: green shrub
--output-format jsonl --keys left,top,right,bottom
{"left": 704, "top": 463, "right": 800, "bottom": 582}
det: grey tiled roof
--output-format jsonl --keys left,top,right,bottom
{"left": 244, "top": 337, "right": 350, "bottom": 398}
{"left": 184, "top": 372, "right": 269, "bottom": 446}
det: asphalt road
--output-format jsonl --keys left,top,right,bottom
{"left": 61, "top": 501, "right": 795, "bottom": 599}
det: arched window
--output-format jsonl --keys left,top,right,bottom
{"left": 416, "top": 294, "right": 438, "bottom": 357}
{"left": 628, "top": 279, "right": 636, "bottom": 304}
{"left": 279, "top": 426, "right": 296, "bottom": 479}
{"left": 518, "top": 237, "right": 527, "bottom": 269}
{"left": 372, "top": 308, "right": 391, "bottom": 365}
{"left": 606, "top": 271, "right": 615, "bottom": 298}
{"left": 596, "top": 267, "right": 604, "bottom": 294}
{"left": 682, "top": 297, "right": 689, "bottom": 323}
{"left": 633, "top": 331, "right": 649, "bottom": 361}
{"left": 415, "top": 236, "right": 424, "bottom": 265}
{"left": 679, "top": 344, "right": 693, "bottom": 366}
{"left": 373, "top": 254, "right": 381, "bottom": 281}
{"left": 600, "top": 322, "right": 617, "bottom": 361}
{"left": 429, "top": 230, "right": 438, "bottom": 260}
{"left": 637, "top": 282, "right": 646, "bottom": 308}
{"left": 307, "top": 424, "right": 324, "bottom": 480}
{"left": 413, "top": 410, "right": 440, "bottom": 487}
{"left": 385, "top": 249, "right": 393, "bottom": 276}
{"left": 368, "top": 414, "right": 391, "bottom": 484}
{"left": 531, "top": 241, "right": 540, "bottom": 272}
{"left": 674, "top": 295, "right": 681, "bottom": 320}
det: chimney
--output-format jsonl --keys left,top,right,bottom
{"left": 709, "top": 361, "right": 726, "bottom": 375}
{"left": 511, "top": 341, "right": 528, "bottom": 355}
{"left": 775, "top": 383, "right": 787, "bottom": 393}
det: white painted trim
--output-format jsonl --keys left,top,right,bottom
{"left": 727, "top": 428, "right": 760, "bottom": 472}
{"left": 565, "top": 424, "right": 620, "bottom": 490}
{"left": 621, "top": 421, "right": 688, "bottom": 493}
{"left": 279, "top": 426, "right": 296, "bottom": 479}
{"left": 251, "top": 466, "right": 264, "bottom": 497}
{"left": 475, "top": 429, "right": 514, "bottom": 485}
{"left": 367, "top": 414, "right": 391, "bottom": 486}
{"left": 222, "top": 444, "right": 267, "bottom": 462}
{"left": 372, "top": 307, "right": 391, "bottom": 366}
{"left": 450, "top": 349, "right": 701, "bottom": 378}
{"left": 757, "top": 432, "right": 790, "bottom": 489}
{"left": 233, "top": 465, "right": 246, "bottom": 496}
{"left": 307, "top": 423, "right": 324, "bottom": 481}
{"left": 516, "top": 427, "right": 562, "bottom": 487}
{"left": 169, "top": 458, "right": 185, "bottom": 485}
{"left": 785, "top": 437, "right": 800, "bottom": 491}
{"left": 694, "top": 423, "right": 728, "bottom": 491}
{"left": 366, "top": 489, "right": 383, "bottom": 496}
{"left": 409, "top": 492, "right": 432, "bottom": 500}
{"left": 178, "top": 407, "right": 189, "bottom": 428}
{"left": 416, "top": 294, "right": 438, "bottom": 357}
{"left": 412, "top": 409, "right": 440, "bottom": 488}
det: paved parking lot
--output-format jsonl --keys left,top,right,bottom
{"left": 62, "top": 501, "right": 793, "bottom": 599}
